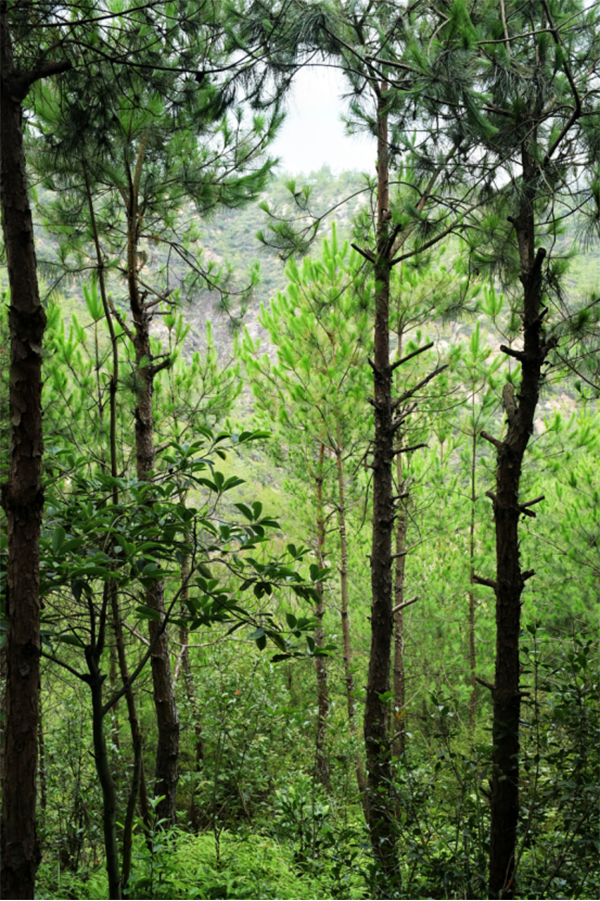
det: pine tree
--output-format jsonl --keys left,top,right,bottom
{"left": 243, "top": 226, "right": 373, "bottom": 796}
{"left": 237, "top": 3, "right": 470, "bottom": 887}
{"left": 1, "top": 4, "right": 71, "bottom": 894}
{"left": 27, "top": 0, "right": 282, "bottom": 826}
{"left": 1, "top": 1, "right": 286, "bottom": 887}
{"left": 416, "top": 1, "right": 600, "bottom": 894}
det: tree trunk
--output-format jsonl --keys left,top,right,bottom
{"left": 179, "top": 551, "right": 205, "bottom": 772}
{"left": 126, "top": 156, "right": 179, "bottom": 825}
{"left": 468, "top": 427, "right": 477, "bottom": 733}
{"left": 121, "top": 733, "right": 143, "bottom": 899}
{"left": 83, "top": 175, "right": 153, "bottom": 868}
{"left": 487, "top": 149, "right": 550, "bottom": 900}
{"left": 86, "top": 649, "right": 122, "bottom": 901}
{"left": 38, "top": 694, "right": 47, "bottom": 813}
{"left": 109, "top": 642, "right": 120, "bottom": 750}
{"left": 392, "top": 328, "right": 407, "bottom": 761}
{"left": 0, "top": 633, "right": 5, "bottom": 786}
{"left": 314, "top": 444, "right": 331, "bottom": 791}
{"left": 0, "top": 11, "right": 45, "bottom": 895}
{"left": 178, "top": 545, "right": 206, "bottom": 825}
{"left": 111, "top": 589, "right": 152, "bottom": 870}
{"left": 392, "top": 470, "right": 407, "bottom": 761}
{"left": 363, "top": 89, "right": 400, "bottom": 892}
{"left": 133, "top": 344, "right": 179, "bottom": 824}
{"left": 334, "top": 437, "right": 368, "bottom": 807}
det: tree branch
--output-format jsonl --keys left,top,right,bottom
{"left": 500, "top": 344, "right": 527, "bottom": 363}
{"left": 350, "top": 242, "right": 375, "bottom": 262}
{"left": 8, "top": 60, "right": 72, "bottom": 101}
{"left": 109, "top": 300, "right": 135, "bottom": 342}
{"left": 393, "top": 443, "right": 428, "bottom": 455}
{"left": 394, "top": 363, "right": 448, "bottom": 407}
{"left": 474, "top": 574, "right": 497, "bottom": 590}
{"left": 392, "top": 595, "right": 419, "bottom": 614}
{"left": 391, "top": 341, "right": 434, "bottom": 371}
{"left": 481, "top": 430, "right": 503, "bottom": 450}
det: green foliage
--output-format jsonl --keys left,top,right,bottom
{"left": 38, "top": 828, "right": 328, "bottom": 900}
{"left": 3, "top": 4, "right": 599, "bottom": 895}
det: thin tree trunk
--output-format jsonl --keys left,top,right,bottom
{"left": 363, "top": 89, "right": 400, "bottom": 891}
{"left": 487, "top": 147, "right": 551, "bottom": 899}
{"left": 392, "top": 463, "right": 407, "bottom": 761}
{"left": 179, "top": 550, "right": 205, "bottom": 771}
{"left": 392, "top": 327, "right": 407, "bottom": 761}
{"left": 179, "top": 635, "right": 205, "bottom": 769}
{"left": 125, "top": 144, "right": 179, "bottom": 824}
{"left": 109, "top": 642, "right": 120, "bottom": 750}
{"left": 111, "top": 589, "right": 152, "bottom": 883}
{"left": 133, "top": 344, "right": 179, "bottom": 825}
{"left": 38, "top": 694, "right": 47, "bottom": 813}
{"left": 86, "top": 648, "right": 122, "bottom": 901}
{"left": 0, "top": 632, "right": 5, "bottom": 786}
{"left": 82, "top": 166, "right": 153, "bottom": 867}
{"left": 0, "top": 10, "right": 51, "bottom": 893}
{"left": 468, "top": 427, "right": 477, "bottom": 733}
{"left": 178, "top": 612, "right": 204, "bottom": 832}
{"left": 334, "top": 436, "right": 368, "bottom": 807}
{"left": 314, "top": 443, "right": 331, "bottom": 791}
{"left": 121, "top": 738, "right": 142, "bottom": 899}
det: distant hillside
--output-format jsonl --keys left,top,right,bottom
{"left": 23, "top": 166, "right": 369, "bottom": 357}
{"left": 3, "top": 165, "right": 597, "bottom": 363}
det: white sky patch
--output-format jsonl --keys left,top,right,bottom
{"left": 270, "top": 65, "right": 376, "bottom": 175}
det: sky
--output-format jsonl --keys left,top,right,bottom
{"left": 269, "top": 65, "right": 376, "bottom": 175}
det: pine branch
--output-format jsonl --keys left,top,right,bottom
{"left": 391, "top": 341, "right": 434, "bottom": 371}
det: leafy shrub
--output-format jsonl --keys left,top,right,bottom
{"left": 38, "top": 829, "right": 327, "bottom": 900}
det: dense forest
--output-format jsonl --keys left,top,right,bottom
{"left": 0, "top": 2, "right": 599, "bottom": 900}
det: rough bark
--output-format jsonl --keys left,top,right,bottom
{"left": 133, "top": 340, "right": 179, "bottom": 824}
{"left": 125, "top": 145, "right": 179, "bottom": 825}
{"left": 363, "top": 90, "right": 400, "bottom": 891}
{"left": 334, "top": 438, "right": 368, "bottom": 806}
{"left": 0, "top": 8, "right": 60, "bottom": 894}
{"left": 487, "top": 149, "right": 551, "bottom": 900}
{"left": 314, "top": 443, "right": 331, "bottom": 791}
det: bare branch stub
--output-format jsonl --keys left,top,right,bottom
{"left": 500, "top": 344, "right": 527, "bottom": 363}
{"left": 351, "top": 242, "right": 375, "bottom": 262}
{"left": 474, "top": 574, "right": 497, "bottom": 590}
{"left": 481, "top": 430, "right": 503, "bottom": 450}
{"left": 521, "top": 495, "right": 545, "bottom": 509}
{"left": 393, "top": 442, "right": 428, "bottom": 455}
{"left": 391, "top": 595, "right": 419, "bottom": 614}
